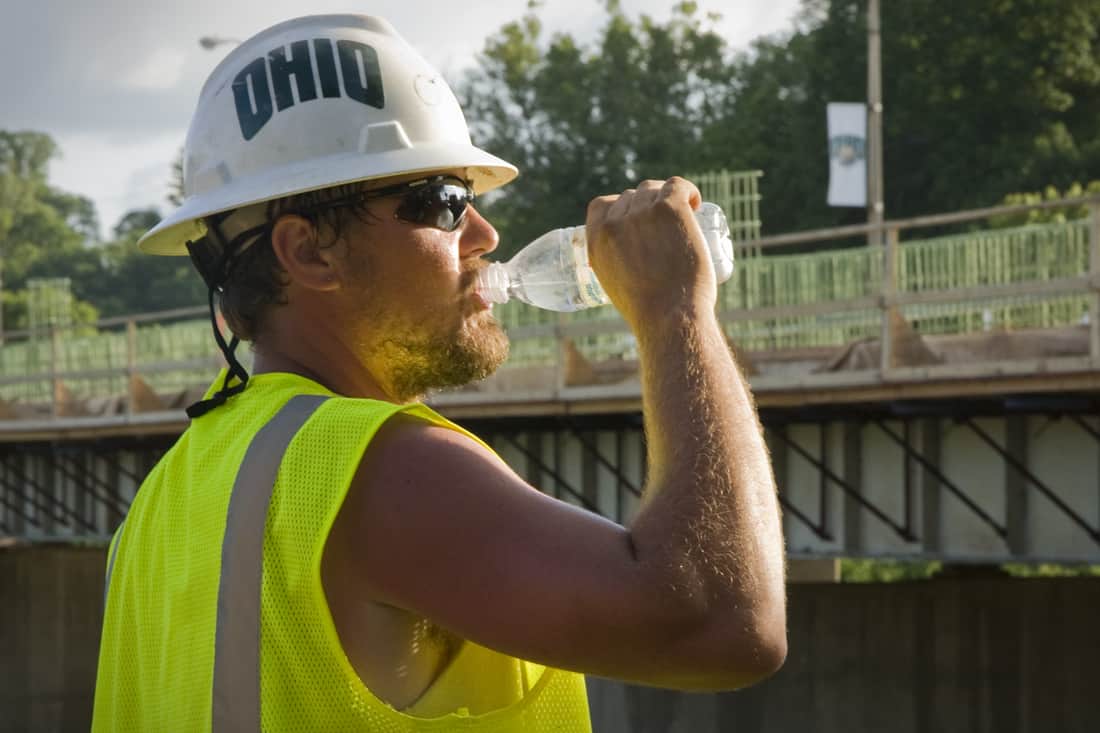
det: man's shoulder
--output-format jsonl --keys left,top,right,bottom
{"left": 356, "top": 411, "right": 491, "bottom": 473}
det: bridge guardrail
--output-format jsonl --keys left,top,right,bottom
{"left": 1, "top": 196, "right": 1099, "bottom": 420}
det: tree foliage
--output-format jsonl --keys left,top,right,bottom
{"left": 0, "top": 131, "right": 203, "bottom": 331}
{"left": 461, "top": 0, "right": 737, "bottom": 257}
{"left": 463, "top": 0, "right": 1100, "bottom": 250}
{"left": 989, "top": 180, "right": 1100, "bottom": 229}
{"left": 92, "top": 208, "right": 207, "bottom": 316}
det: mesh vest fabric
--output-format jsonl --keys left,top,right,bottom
{"left": 93, "top": 370, "right": 592, "bottom": 732}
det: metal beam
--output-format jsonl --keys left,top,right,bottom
{"left": 759, "top": 425, "right": 833, "bottom": 541}
{"left": 56, "top": 451, "right": 132, "bottom": 511}
{"left": 0, "top": 455, "right": 96, "bottom": 531}
{"left": 563, "top": 422, "right": 642, "bottom": 498}
{"left": 615, "top": 430, "right": 625, "bottom": 522}
{"left": 1069, "top": 414, "right": 1100, "bottom": 444}
{"left": 1005, "top": 416, "right": 1029, "bottom": 555}
{"left": 751, "top": 193, "right": 1100, "bottom": 250}
{"left": 843, "top": 422, "right": 862, "bottom": 551}
{"left": 962, "top": 418, "right": 1100, "bottom": 544}
{"left": 902, "top": 421, "right": 914, "bottom": 537}
{"left": 874, "top": 421, "right": 1007, "bottom": 540}
{"left": 920, "top": 418, "right": 942, "bottom": 552}
{"left": 819, "top": 425, "right": 831, "bottom": 541}
{"left": 92, "top": 448, "right": 147, "bottom": 484}
{"left": 767, "top": 426, "right": 916, "bottom": 541}
{"left": 776, "top": 494, "right": 833, "bottom": 542}
{"left": 0, "top": 473, "right": 67, "bottom": 528}
{"left": 499, "top": 434, "right": 598, "bottom": 513}
{"left": 42, "top": 450, "right": 130, "bottom": 517}
{"left": 91, "top": 450, "right": 128, "bottom": 526}
{"left": 0, "top": 489, "right": 42, "bottom": 527}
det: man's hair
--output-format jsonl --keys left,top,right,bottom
{"left": 208, "top": 182, "right": 379, "bottom": 341}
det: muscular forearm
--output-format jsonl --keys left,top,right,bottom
{"left": 628, "top": 303, "right": 786, "bottom": 686}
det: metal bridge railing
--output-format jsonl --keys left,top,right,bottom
{"left": 1, "top": 195, "right": 1099, "bottom": 420}
{"left": 689, "top": 169, "right": 763, "bottom": 244}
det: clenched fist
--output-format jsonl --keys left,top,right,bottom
{"left": 584, "top": 177, "right": 717, "bottom": 330}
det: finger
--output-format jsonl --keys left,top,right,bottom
{"left": 660, "top": 176, "right": 703, "bottom": 211}
{"left": 633, "top": 179, "right": 664, "bottom": 196}
{"left": 585, "top": 194, "right": 618, "bottom": 232}
{"left": 629, "top": 180, "right": 665, "bottom": 209}
{"left": 607, "top": 188, "right": 636, "bottom": 222}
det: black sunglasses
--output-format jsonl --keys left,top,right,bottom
{"left": 210, "top": 175, "right": 476, "bottom": 276}
{"left": 360, "top": 175, "right": 475, "bottom": 232}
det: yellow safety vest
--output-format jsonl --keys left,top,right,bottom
{"left": 93, "top": 370, "right": 591, "bottom": 731}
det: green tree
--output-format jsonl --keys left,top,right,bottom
{"left": 464, "top": 0, "right": 1100, "bottom": 247}
{"left": 0, "top": 130, "right": 203, "bottom": 327}
{"left": 986, "top": 180, "right": 1100, "bottom": 229}
{"left": 460, "top": 0, "right": 737, "bottom": 258}
{"left": 840, "top": 558, "right": 942, "bottom": 582}
{"left": 718, "top": 0, "right": 1100, "bottom": 235}
{"left": 0, "top": 132, "right": 55, "bottom": 238}
{"left": 93, "top": 207, "right": 206, "bottom": 317}
{"left": 0, "top": 131, "right": 103, "bottom": 330}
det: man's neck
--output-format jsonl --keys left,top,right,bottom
{"left": 251, "top": 323, "right": 395, "bottom": 403}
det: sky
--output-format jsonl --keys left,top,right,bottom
{"left": 1, "top": 0, "right": 802, "bottom": 237}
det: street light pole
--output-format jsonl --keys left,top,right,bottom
{"left": 867, "top": 0, "right": 885, "bottom": 246}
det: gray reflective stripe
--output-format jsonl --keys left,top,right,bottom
{"left": 103, "top": 518, "right": 126, "bottom": 609}
{"left": 211, "top": 394, "right": 329, "bottom": 732}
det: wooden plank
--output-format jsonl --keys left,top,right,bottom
{"left": 888, "top": 275, "right": 1092, "bottom": 307}
{"left": 881, "top": 229, "right": 899, "bottom": 372}
{"left": 749, "top": 193, "right": 1100, "bottom": 251}
{"left": 752, "top": 371, "right": 1100, "bottom": 408}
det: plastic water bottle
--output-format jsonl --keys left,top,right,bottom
{"left": 477, "top": 202, "right": 734, "bottom": 312}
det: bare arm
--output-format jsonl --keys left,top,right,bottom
{"left": 330, "top": 178, "right": 786, "bottom": 690}
{"left": 586, "top": 177, "right": 787, "bottom": 687}
{"left": 625, "top": 303, "right": 786, "bottom": 688}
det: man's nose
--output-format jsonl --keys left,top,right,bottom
{"left": 459, "top": 205, "right": 499, "bottom": 258}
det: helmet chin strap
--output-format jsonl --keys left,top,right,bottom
{"left": 183, "top": 218, "right": 269, "bottom": 419}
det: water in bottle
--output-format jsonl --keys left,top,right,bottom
{"left": 477, "top": 202, "right": 734, "bottom": 312}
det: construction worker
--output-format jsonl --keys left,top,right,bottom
{"left": 92, "top": 14, "right": 786, "bottom": 732}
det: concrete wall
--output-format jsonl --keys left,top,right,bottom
{"left": 0, "top": 545, "right": 104, "bottom": 733}
{"left": 3, "top": 547, "right": 1097, "bottom": 732}
{"left": 588, "top": 575, "right": 1100, "bottom": 733}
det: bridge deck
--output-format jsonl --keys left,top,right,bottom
{"left": 3, "top": 193, "right": 1099, "bottom": 440}
{"left": 1, "top": 324, "right": 1097, "bottom": 443}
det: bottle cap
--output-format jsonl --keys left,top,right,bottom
{"left": 476, "top": 262, "right": 510, "bottom": 304}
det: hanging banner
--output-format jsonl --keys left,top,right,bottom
{"left": 826, "top": 102, "right": 867, "bottom": 207}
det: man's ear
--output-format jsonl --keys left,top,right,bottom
{"left": 269, "top": 215, "right": 341, "bottom": 292}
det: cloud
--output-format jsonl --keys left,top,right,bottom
{"left": 118, "top": 48, "right": 190, "bottom": 92}
{"left": 48, "top": 131, "right": 181, "bottom": 234}
{"left": 7, "top": 0, "right": 800, "bottom": 237}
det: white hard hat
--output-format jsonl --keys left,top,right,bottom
{"left": 139, "top": 14, "right": 518, "bottom": 255}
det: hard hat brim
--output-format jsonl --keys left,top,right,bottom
{"left": 139, "top": 144, "right": 518, "bottom": 256}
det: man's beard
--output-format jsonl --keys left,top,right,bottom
{"left": 375, "top": 311, "right": 509, "bottom": 402}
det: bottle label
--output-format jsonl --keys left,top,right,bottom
{"left": 570, "top": 228, "right": 607, "bottom": 307}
